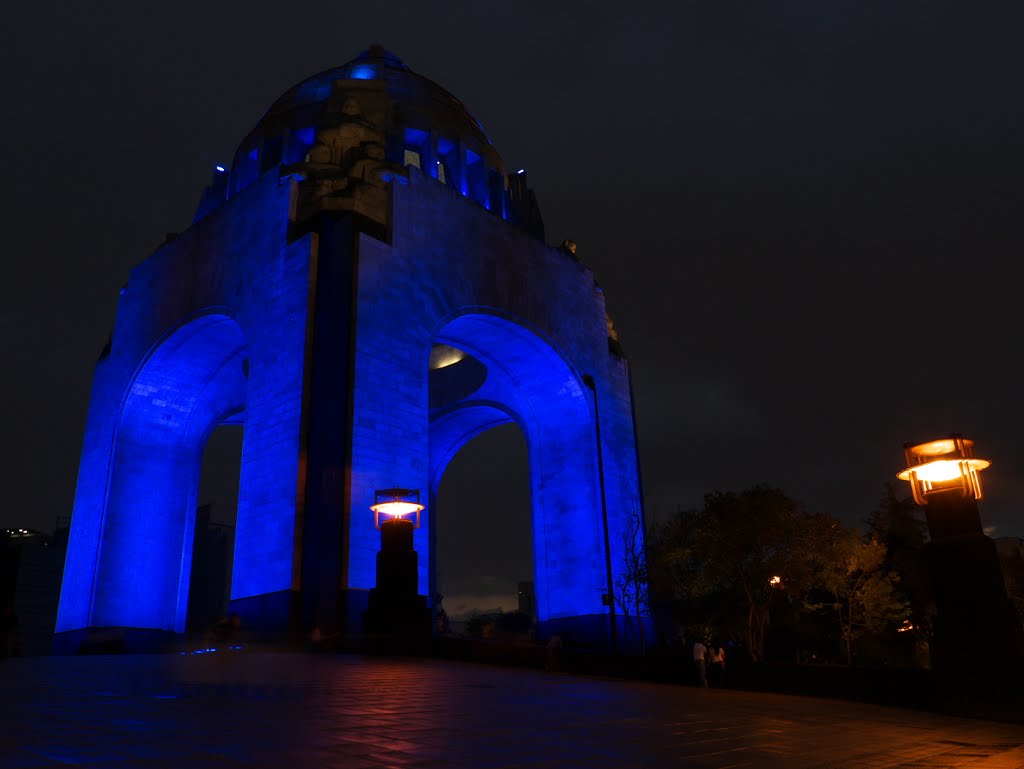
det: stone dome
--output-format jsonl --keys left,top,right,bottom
{"left": 238, "top": 46, "right": 499, "bottom": 168}
{"left": 198, "top": 46, "right": 542, "bottom": 239}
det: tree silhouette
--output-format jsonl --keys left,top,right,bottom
{"left": 614, "top": 509, "right": 649, "bottom": 654}
{"left": 866, "top": 483, "right": 933, "bottom": 664}
{"left": 652, "top": 485, "right": 810, "bottom": 661}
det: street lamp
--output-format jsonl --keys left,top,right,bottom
{"left": 364, "top": 488, "right": 429, "bottom": 641}
{"left": 895, "top": 434, "right": 1023, "bottom": 708}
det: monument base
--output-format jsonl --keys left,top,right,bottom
{"left": 52, "top": 627, "right": 179, "bottom": 655}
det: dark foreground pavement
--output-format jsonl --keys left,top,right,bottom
{"left": 1, "top": 653, "right": 1022, "bottom": 768}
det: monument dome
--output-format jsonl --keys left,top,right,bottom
{"left": 198, "top": 46, "right": 542, "bottom": 237}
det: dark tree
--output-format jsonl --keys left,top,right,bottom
{"left": 651, "top": 485, "right": 814, "bottom": 661}
{"left": 806, "top": 532, "right": 908, "bottom": 665}
{"left": 866, "top": 483, "right": 933, "bottom": 664}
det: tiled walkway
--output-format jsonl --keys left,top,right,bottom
{"left": 1, "top": 653, "right": 1022, "bottom": 768}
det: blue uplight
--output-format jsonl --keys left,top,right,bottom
{"left": 379, "top": 171, "right": 408, "bottom": 186}
{"left": 517, "top": 169, "right": 525, "bottom": 174}
{"left": 405, "top": 127, "right": 429, "bottom": 146}
{"left": 350, "top": 64, "right": 376, "bottom": 80}
{"left": 215, "top": 166, "right": 226, "bottom": 172}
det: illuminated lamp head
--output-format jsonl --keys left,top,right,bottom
{"left": 370, "top": 488, "right": 424, "bottom": 529}
{"left": 897, "top": 434, "right": 990, "bottom": 506}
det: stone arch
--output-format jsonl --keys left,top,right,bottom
{"left": 424, "top": 311, "right": 607, "bottom": 623}
{"left": 91, "top": 313, "right": 248, "bottom": 632}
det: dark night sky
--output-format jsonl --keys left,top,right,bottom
{"left": 3, "top": 3, "right": 1024, "bottom": 605}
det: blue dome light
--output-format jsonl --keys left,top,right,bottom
{"left": 350, "top": 64, "right": 376, "bottom": 80}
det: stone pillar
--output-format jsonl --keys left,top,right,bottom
{"left": 924, "top": 492, "right": 1024, "bottom": 711}
{"left": 423, "top": 131, "right": 438, "bottom": 179}
{"left": 364, "top": 519, "right": 429, "bottom": 640}
{"left": 449, "top": 140, "right": 467, "bottom": 194}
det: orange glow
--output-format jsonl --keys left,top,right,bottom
{"left": 369, "top": 500, "right": 424, "bottom": 519}
{"left": 769, "top": 575, "right": 782, "bottom": 586}
{"left": 370, "top": 488, "right": 424, "bottom": 529}
{"left": 897, "top": 434, "right": 990, "bottom": 505}
{"left": 897, "top": 458, "right": 990, "bottom": 483}
{"left": 906, "top": 438, "right": 960, "bottom": 458}
{"left": 898, "top": 620, "right": 914, "bottom": 633}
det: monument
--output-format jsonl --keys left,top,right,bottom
{"left": 55, "top": 46, "right": 644, "bottom": 651}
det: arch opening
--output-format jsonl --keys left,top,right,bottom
{"left": 187, "top": 423, "right": 243, "bottom": 635}
{"left": 432, "top": 422, "right": 532, "bottom": 635}
{"left": 418, "top": 312, "right": 608, "bottom": 626}
{"left": 92, "top": 315, "right": 248, "bottom": 633}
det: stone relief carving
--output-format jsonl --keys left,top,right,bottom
{"left": 293, "top": 96, "right": 406, "bottom": 225}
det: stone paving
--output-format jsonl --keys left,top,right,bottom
{"left": 1, "top": 653, "right": 1022, "bottom": 768}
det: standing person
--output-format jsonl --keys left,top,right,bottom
{"left": 693, "top": 638, "right": 708, "bottom": 687}
{"left": 708, "top": 639, "right": 726, "bottom": 687}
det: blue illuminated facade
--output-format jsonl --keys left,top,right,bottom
{"left": 56, "top": 46, "right": 644, "bottom": 650}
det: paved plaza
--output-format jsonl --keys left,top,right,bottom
{"left": 1, "top": 653, "right": 1022, "bottom": 768}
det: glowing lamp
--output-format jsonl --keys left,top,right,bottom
{"left": 897, "top": 434, "right": 990, "bottom": 505}
{"left": 370, "top": 488, "right": 424, "bottom": 529}
{"left": 768, "top": 575, "right": 782, "bottom": 587}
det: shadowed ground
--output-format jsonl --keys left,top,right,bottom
{"left": 1, "top": 653, "right": 1022, "bottom": 768}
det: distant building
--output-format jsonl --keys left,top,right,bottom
{"left": 1, "top": 523, "right": 69, "bottom": 655}
{"left": 994, "top": 537, "right": 1024, "bottom": 622}
{"left": 517, "top": 581, "right": 536, "bottom": 618}
{"left": 994, "top": 537, "right": 1024, "bottom": 559}
{"left": 185, "top": 504, "right": 234, "bottom": 635}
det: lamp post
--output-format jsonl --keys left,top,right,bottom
{"left": 582, "top": 374, "right": 618, "bottom": 656}
{"left": 896, "top": 435, "right": 1023, "bottom": 708}
{"left": 363, "top": 488, "right": 429, "bottom": 642}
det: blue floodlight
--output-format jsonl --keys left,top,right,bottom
{"left": 350, "top": 64, "right": 376, "bottom": 80}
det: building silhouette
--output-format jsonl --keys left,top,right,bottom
{"left": 2, "top": 522, "right": 68, "bottom": 655}
{"left": 185, "top": 504, "right": 234, "bottom": 636}
{"left": 517, "top": 581, "right": 536, "bottom": 618}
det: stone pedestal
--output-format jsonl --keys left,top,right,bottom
{"left": 923, "top": 493, "right": 1024, "bottom": 709}
{"left": 364, "top": 520, "right": 429, "bottom": 639}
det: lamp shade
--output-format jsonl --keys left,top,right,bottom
{"left": 897, "top": 435, "right": 990, "bottom": 505}
{"left": 370, "top": 488, "right": 424, "bottom": 528}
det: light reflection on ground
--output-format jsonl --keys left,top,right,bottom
{"left": 1, "top": 653, "right": 1022, "bottom": 768}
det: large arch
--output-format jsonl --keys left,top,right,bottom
{"left": 91, "top": 314, "right": 248, "bottom": 633}
{"left": 424, "top": 312, "right": 608, "bottom": 623}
